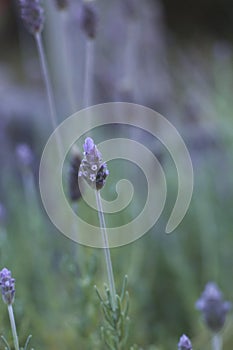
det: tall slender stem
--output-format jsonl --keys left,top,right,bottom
{"left": 212, "top": 333, "right": 222, "bottom": 350}
{"left": 84, "top": 40, "right": 94, "bottom": 108}
{"left": 95, "top": 190, "right": 116, "bottom": 311}
{"left": 35, "top": 32, "right": 57, "bottom": 130}
{"left": 60, "top": 11, "right": 76, "bottom": 113}
{"left": 35, "top": 32, "right": 63, "bottom": 158}
{"left": 7, "top": 305, "right": 19, "bottom": 350}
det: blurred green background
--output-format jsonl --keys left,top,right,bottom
{"left": 0, "top": 0, "right": 233, "bottom": 349}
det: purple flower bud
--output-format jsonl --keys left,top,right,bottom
{"left": 15, "top": 143, "right": 34, "bottom": 168}
{"left": 79, "top": 2, "right": 98, "bottom": 39}
{"left": 0, "top": 268, "right": 15, "bottom": 305}
{"left": 196, "top": 282, "right": 231, "bottom": 332}
{"left": 79, "top": 137, "right": 109, "bottom": 190}
{"left": 19, "top": 0, "right": 45, "bottom": 35}
{"left": 178, "top": 334, "right": 192, "bottom": 350}
{"left": 84, "top": 137, "right": 95, "bottom": 154}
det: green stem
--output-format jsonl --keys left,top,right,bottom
{"left": 212, "top": 333, "right": 222, "bottom": 350}
{"left": 7, "top": 305, "right": 19, "bottom": 350}
{"left": 95, "top": 190, "right": 116, "bottom": 311}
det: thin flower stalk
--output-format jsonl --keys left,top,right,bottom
{"left": 35, "top": 32, "right": 63, "bottom": 157}
{"left": 0, "top": 203, "right": 7, "bottom": 247}
{"left": 79, "top": 1, "right": 98, "bottom": 107}
{"left": 8, "top": 305, "right": 20, "bottom": 350}
{"left": 58, "top": 10, "right": 77, "bottom": 113}
{"left": 79, "top": 138, "right": 116, "bottom": 310}
{"left": 212, "top": 333, "right": 222, "bottom": 350}
{"left": 95, "top": 190, "right": 117, "bottom": 311}
{"left": 35, "top": 32, "right": 57, "bottom": 131}
{"left": 79, "top": 138, "right": 131, "bottom": 348}
{"left": 15, "top": 143, "right": 44, "bottom": 239}
{"left": 19, "top": 0, "right": 63, "bottom": 157}
{"left": 84, "top": 40, "right": 95, "bottom": 108}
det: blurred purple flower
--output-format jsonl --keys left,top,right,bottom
{"left": 68, "top": 146, "right": 82, "bottom": 202}
{"left": 0, "top": 268, "right": 15, "bottom": 305}
{"left": 16, "top": 143, "right": 34, "bottom": 168}
{"left": 123, "top": 0, "right": 139, "bottom": 19}
{"left": 178, "top": 334, "right": 192, "bottom": 350}
{"left": 196, "top": 282, "right": 231, "bottom": 332}
{"left": 54, "top": 0, "right": 69, "bottom": 10}
{"left": 19, "top": 0, "right": 45, "bottom": 35}
{"left": 79, "top": 137, "right": 109, "bottom": 190}
{"left": 79, "top": 2, "right": 98, "bottom": 39}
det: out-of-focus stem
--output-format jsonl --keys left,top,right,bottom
{"left": 84, "top": 40, "right": 94, "bottom": 108}
{"left": 35, "top": 32, "right": 63, "bottom": 157}
{"left": 95, "top": 190, "right": 116, "bottom": 311}
{"left": 7, "top": 305, "right": 19, "bottom": 350}
{"left": 59, "top": 11, "right": 76, "bottom": 113}
{"left": 212, "top": 333, "right": 222, "bottom": 350}
{"left": 35, "top": 32, "right": 57, "bottom": 130}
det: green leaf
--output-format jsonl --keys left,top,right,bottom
{"left": 24, "top": 335, "right": 32, "bottom": 350}
{"left": 1, "top": 336, "right": 11, "bottom": 350}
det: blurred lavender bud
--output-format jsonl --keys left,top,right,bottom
{"left": 79, "top": 137, "right": 109, "bottom": 190}
{"left": 196, "top": 282, "right": 231, "bottom": 332}
{"left": 69, "top": 145, "right": 82, "bottom": 202}
{"left": 0, "top": 268, "right": 15, "bottom": 305}
{"left": 16, "top": 143, "right": 34, "bottom": 168}
{"left": 54, "top": 0, "right": 69, "bottom": 10}
{"left": 123, "top": 0, "right": 138, "bottom": 19}
{"left": 79, "top": 1, "right": 98, "bottom": 39}
{"left": 178, "top": 334, "right": 192, "bottom": 350}
{"left": 19, "top": 0, "right": 45, "bottom": 35}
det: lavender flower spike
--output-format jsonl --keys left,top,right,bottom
{"left": 0, "top": 268, "right": 15, "bottom": 305}
{"left": 84, "top": 137, "right": 95, "bottom": 154}
{"left": 16, "top": 143, "right": 34, "bottom": 168}
{"left": 79, "top": 137, "right": 109, "bottom": 190}
{"left": 79, "top": 2, "right": 98, "bottom": 39}
{"left": 196, "top": 282, "right": 231, "bottom": 332}
{"left": 19, "top": 0, "right": 45, "bottom": 35}
{"left": 178, "top": 334, "right": 192, "bottom": 350}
